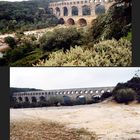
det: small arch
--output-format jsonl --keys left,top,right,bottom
{"left": 95, "top": 90, "right": 99, "bottom": 93}
{"left": 55, "top": 7, "right": 61, "bottom": 16}
{"left": 77, "top": 18, "right": 87, "bottom": 26}
{"left": 72, "top": 6, "right": 78, "bottom": 16}
{"left": 95, "top": 4, "right": 106, "bottom": 15}
{"left": 67, "top": 18, "right": 75, "bottom": 25}
{"left": 31, "top": 96, "right": 37, "bottom": 103}
{"left": 82, "top": 5, "right": 91, "bottom": 15}
{"left": 63, "top": 7, "right": 68, "bottom": 16}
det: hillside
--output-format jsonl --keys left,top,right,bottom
{"left": 0, "top": 0, "right": 132, "bottom": 66}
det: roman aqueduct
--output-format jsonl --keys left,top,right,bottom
{"left": 13, "top": 86, "right": 114, "bottom": 104}
{"left": 49, "top": 0, "right": 114, "bottom": 25}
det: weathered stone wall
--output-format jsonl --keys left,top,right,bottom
{"left": 13, "top": 86, "right": 114, "bottom": 103}
{"left": 49, "top": 0, "right": 114, "bottom": 25}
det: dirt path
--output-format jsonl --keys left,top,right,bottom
{"left": 0, "top": 25, "right": 68, "bottom": 39}
{"left": 10, "top": 103, "right": 140, "bottom": 140}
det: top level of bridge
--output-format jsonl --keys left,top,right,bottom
{"left": 49, "top": 0, "right": 114, "bottom": 6}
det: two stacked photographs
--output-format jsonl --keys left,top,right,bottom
{"left": 0, "top": 0, "right": 137, "bottom": 139}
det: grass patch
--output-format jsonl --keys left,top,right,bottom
{"left": 10, "top": 120, "right": 97, "bottom": 140}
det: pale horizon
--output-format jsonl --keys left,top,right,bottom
{"left": 10, "top": 67, "right": 140, "bottom": 90}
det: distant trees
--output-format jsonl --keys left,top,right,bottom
{"left": 0, "top": 0, "right": 59, "bottom": 34}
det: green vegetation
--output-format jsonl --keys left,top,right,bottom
{"left": 36, "top": 39, "right": 131, "bottom": 66}
{"left": 0, "top": 0, "right": 59, "bottom": 34}
{"left": 39, "top": 27, "right": 83, "bottom": 52}
{"left": 0, "top": 0, "right": 132, "bottom": 66}
{"left": 113, "top": 76, "right": 140, "bottom": 104}
{"left": 113, "top": 88, "right": 135, "bottom": 104}
{"left": 89, "top": 1, "right": 131, "bottom": 43}
{"left": 4, "top": 36, "right": 16, "bottom": 49}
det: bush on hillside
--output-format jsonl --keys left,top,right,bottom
{"left": 35, "top": 39, "right": 131, "bottom": 66}
{"left": 4, "top": 36, "right": 16, "bottom": 49}
{"left": 90, "top": 1, "right": 131, "bottom": 43}
{"left": 39, "top": 27, "right": 82, "bottom": 52}
{"left": 113, "top": 88, "right": 135, "bottom": 104}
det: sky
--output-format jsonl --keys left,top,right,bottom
{"left": 0, "top": 0, "right": 28, "bottom": 1}
{"left": 10, "top": 67, "right": 140, "bottom": 90}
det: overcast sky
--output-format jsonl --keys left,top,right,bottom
{"left": 10, "top": 67, "right": 140, "bottom": 90}
{"left": 0, "top": 0, "right": 28, "bottom": 1}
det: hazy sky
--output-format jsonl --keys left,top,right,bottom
{"left": 10, "top": 67, "right": 140, "bottom": 90}
{"left": 0, "top": 0, "right": 28, "bottom": 1}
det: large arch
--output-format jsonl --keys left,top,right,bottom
{"left": 49, "top": 8, "right": 53, "bottom": 14}
{"left": 82, "top": 5, "right": 91, "bottom": 15}
{"left": 95, "top": 4, "right": 106, "bottom": 15}
{"left": 77, "top": 18, "right": 87, "bottom": 26}
{"left": 55, "top": 7, "right": 61, "bottom": 16}
{"left": 67, "top": 18, "right": 75, "bottom": 25}
{"left": 18, "top": 97, "right": 23, "bottom": 102}
{"left": 63, "top": 7, "right": 68, "bottom": 16}
{"left": 72, "top": 6, "right": 78, "bottom": 16}
{"left": 76, "top": 95, "right": 86, "bottom": 104}
{"left": 31, "top": 96, "right": 37, "bottom": 103}
{"left": 63, "top": 95, "right": 72, "bottom": 106}
{"left": 59, "top": 18, "right": 65, "bottom": 24}
{"left": 24, "top": 97, "right": 29, "bottom": 102}
{"left": 39, "top": 96, "right": 46, "bottom": 102}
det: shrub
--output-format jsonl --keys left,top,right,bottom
{"left": 36, "top": 39, "right": 131, "bottom": 66}
{"left": 90, "top": 2, "right": 131, "bottom": 42}
{"left": 113, "top": 88, "right": 136, "bottom": 104}
{"left": 4, "top": 36, "right": 16, "bottom": 49}
{"left": 39, "top": 27, "right": 82, "bottom": 52}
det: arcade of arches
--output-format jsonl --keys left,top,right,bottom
{"left": 49, "top": 0, "right": 114, "bottom": 25}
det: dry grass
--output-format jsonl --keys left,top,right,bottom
{"left": 10, "top": 120, "right": 97, "bottom": 140}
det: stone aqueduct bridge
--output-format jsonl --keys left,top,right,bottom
{"left": 49, "top": 0, "right": 114, "bottom": 25}
{"left": 13, "top": 86, "right": 114, "bottom": 103}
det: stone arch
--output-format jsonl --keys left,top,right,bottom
{"left": 55, "top": 7, "right": 61, "bottom": 16}
{"left": 92, "top": 94, "right": 101, "bottom": 103}
{"left": 18, "top": 97, "right": 23, "bottom": 102}
{"left": 95, "top": 4, "right": 106, "bottom": 15}
{"left": 39, "top": 96, "right": 46, "bottom": 102}
{"left": 24, "top": 97, "right": 29, "bottom": 102}
{"left": 95, "top": 90, "right": 99, "bottom": 93}
{"left": 72, "top": 6, "right": 78, "bottom": 16}
{"left": 76, "top": 95, "right": 86, "bottom": 104}
{"left": 63, "top": 95, "right": 72, "bottom": 105}
{"left": 31, "top": 96, "right": 37, "bottom": 103}
{"left": 67, "top": 18, "right": 75, "bottom": 25}
{"left": 63, "top": 7, "right": 68, "bottom": 16}
{"left": 49, "top": 8, "right": 53, "bottom": 14}
{"left": 82, "top": 5, "right": 91, "bottom": 15}
{"left": 77, "top": 18, "right": 87, "bottom": 26}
